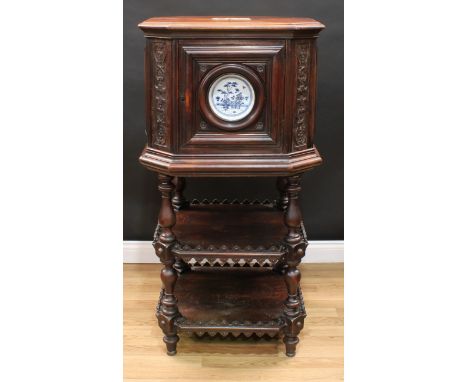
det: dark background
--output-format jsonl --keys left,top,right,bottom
{"left": 124, "top": 0, "right": 343, "bottom": 241}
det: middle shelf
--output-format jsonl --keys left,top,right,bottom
{"left": 154, "top": 199, "right": 308, "bottom": 268}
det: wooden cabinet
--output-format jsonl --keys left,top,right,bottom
{"left": 138, "top": 16, "right": 325, "bottom": 356}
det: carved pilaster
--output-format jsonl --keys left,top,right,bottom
{"left": 294, "top": 42, "right": 311, "bottom": 149}
{"left": 153, "top": 174, "right": 180, "bottom": 355}
{"left": 282, "top": 175, "right": 307, "bottom": 357}
{"left": 151, "top": 41, "right": 170, "bottom": 148}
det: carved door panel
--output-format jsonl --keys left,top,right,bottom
{"left": 177, "top": 40, "right": 286, "bottom": 154}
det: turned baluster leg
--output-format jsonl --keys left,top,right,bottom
{"left": 171, "top": 177, "right": 190, "bottom": 274}
{"left": 282, "top": 175, "right": 307, "bottom": 357}
{"left": 276, "top": 177, "right": 289, "bottom": 210}
{"left": 171, "top": 177, "right": 186, "bottom": 211}
{"left": 154, "top": 174, "right": 180, "bottom": 355}
{"left": 273, "top": 177, "right": 289, "bottom": 273}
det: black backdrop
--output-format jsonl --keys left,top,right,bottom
{"left": 124, "top": 0, "right": 343, "bottom": 241}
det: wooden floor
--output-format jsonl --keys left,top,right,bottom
{"left": 124, "top": 263, "right": 344, "bottom": 382}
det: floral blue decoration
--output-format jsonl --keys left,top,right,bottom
{"left": 208, "top": 74, "right": 255, "bottom": 121}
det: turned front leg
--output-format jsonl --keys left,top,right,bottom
{"left": 283, "top": 261, "right": 305, "bottom": 356}
{"left": 282, "top": 175, "right": 307, "bottom": 357}
{"left": 159, "top": 262, "right": 179, "bottom": 355}
{"left": 154, "top": 174, "right": 180, "bottom": 355}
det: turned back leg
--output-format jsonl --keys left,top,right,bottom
{"left": 171, "top": 177, "right": 191, "bottom": 274}
{"left": 276, "top": 177, "right": 289, "bottom": 211}
{"left": 172, "top": 177, "right": 186, "bottom": 211}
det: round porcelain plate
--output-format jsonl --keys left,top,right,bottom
{"left": 208, "top": 74, "right": 255, "bottom": 122}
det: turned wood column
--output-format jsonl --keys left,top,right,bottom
{"left": 153, "top": 174, "right": 180, "bottom": 355}
{"left": 282, "top": 174, "right": 307, "bottom": 357}
{"left": 171, "top": 177, "right": 186, "bottom": 211}
{"left": 274, "top": 177, "right": 289, "bottom": 273}
{"left": 276, "top": 177, "right": 289, "bottom": 210}
{"left": 171, "top": 177, "right": 190, "bottom": 274}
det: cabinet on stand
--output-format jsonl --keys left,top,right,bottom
{"left": 138, "top": 16, "right": 325, "bottom": 356}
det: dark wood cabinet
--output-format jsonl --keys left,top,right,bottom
{"left": 138, "top": 16, "right": 325, "bottom": 356}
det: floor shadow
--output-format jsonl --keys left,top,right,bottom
{"left": 176, "top": 333, "right": 283, "bottom": 355}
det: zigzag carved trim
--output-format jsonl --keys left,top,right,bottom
{"left": 190, "top": 331, "right": 279, "bottom": 339}
{"left": 190, "top": 198, "right": 276, "bottom": 207}
{"left": 173, "top": 241, "right": 285, "bottom": 254}
{"left": 181, "top": 256, "right": 279, "bottom": 268}
{"left": 175, "top": 317, "right": 283, "bottom": 338}
{"left": 176, "top": 317, "right": 283, "bottom": 327}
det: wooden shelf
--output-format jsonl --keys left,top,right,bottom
{"left": 154, "top": 199, "right": 307, "bottom": 267}
{"left": 156, "top": 267, "right": 305, "bottom": 338}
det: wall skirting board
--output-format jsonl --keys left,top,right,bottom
{"left": 123, "top": 241, "right": 344, "bottom": 263}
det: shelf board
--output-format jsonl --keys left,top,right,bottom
{"left": 174, "top": 200, "right": 286, "bottom": 250}
{"left": 153, "top": 200, "right": 307, "bottom": 266}
{"left": 156, "top": 267, "right": 306, "bottom": 337}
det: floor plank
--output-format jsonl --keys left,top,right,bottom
{"left": 124, "top": 263, "right": 344, "bottom": 381}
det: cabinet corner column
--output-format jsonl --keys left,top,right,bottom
{"left": 154, "top": 173, "right": 180, "bottom": 355}
{"left": 282, "top": 174, "right": 307, "bottom": 357}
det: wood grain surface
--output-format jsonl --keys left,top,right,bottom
{"left": 124, "top": 263, "right": 343, "bottom": 381}
{"left": 138, "top": 17, "right": 324, "bottom": 177}
{"left": 139, "top": 16, "right": 325, "bottom": 31}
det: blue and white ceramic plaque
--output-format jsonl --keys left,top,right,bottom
{"left": 208, "top": 74, "right": 255, "bottom": 122}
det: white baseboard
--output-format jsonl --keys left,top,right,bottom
{"left": 123, "top": 240, "right": 344, "bottom": 263}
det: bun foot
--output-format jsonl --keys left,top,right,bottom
{"left": 284, "top": 335, "right": 299, "bottom": 357}
{"left": 163, "top": 335, "right": 179, "bottom": 356}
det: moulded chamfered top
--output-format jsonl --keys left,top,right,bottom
{"left": 138, "top": 16, "right": 325, "bottom": 31}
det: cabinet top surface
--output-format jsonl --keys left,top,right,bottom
{"left": 138, "top": 16, "right": 324, "bottom": 31}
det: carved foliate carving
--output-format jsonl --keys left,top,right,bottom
{"left": 294, "top": 43, "right": 311, "bottom": 148}
{"left": 152, "top": 41, "right": 169, "bottom": 147}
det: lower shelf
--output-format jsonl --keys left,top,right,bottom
{"left": 156, "top": 267, "right": 305, "bottom": 338}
